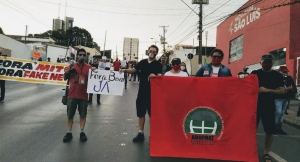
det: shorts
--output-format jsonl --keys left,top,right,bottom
{"left": 136, "top": 93, "right": 151, "bottom": 117}
{"left": 257, "top": 104, "right": 276, "bottom": 135}
{"left": 67, "top": 98, "right": 88, "bottom": 119}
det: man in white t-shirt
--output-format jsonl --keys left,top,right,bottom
{"left": 195, "top": 49, "right": 232, "bottom": 77}
{"left": 165, "top": 58, "right": 188, "bottom": 77}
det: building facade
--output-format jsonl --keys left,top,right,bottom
{"left": 216, "top": 0, "right": 300, "bottom": 83}
{"left": 64, "top": 17, "right": 74, "bottom": 32}
{"left": 52, "top": 18, "right": 65, "bottom": 31}
{"left": 123, "top": 37, "right": 139, "bottom": 60}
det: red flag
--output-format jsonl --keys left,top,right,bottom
{"left": 150, "top": 75, "right": 259, "bottom": 162}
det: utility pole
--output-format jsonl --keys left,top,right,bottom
{"left": 205, "top": 31, "right": 208, "bottom": 55}
{"left": 103, "top": 31, "right": 107, "bottom": 57}
{"left": 25, "top": 25, "right": 28, "bottom": 44}
{"left": 159, "top": 25, "right": 169, "bottom": 54}
{"left": 198, "top": 1, "right": 203, "bottom": 65}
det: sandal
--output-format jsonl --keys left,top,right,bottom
{"left": 263, "top": 154, "right": 272, "bottom": 162}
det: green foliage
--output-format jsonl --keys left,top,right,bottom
{"left": 30, "top": 27, "right": 98, "bottom": 48}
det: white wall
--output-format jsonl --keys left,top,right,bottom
{"left": 0, "top": 34, "right": 32, "bottom": 59}
{"left": 46, "top": 45, "right": 68, "bottom": 62}
{"left": 169, "top": 47, "right": 195, "bottom": 75}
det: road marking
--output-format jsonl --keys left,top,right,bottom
{"left": 269, "top": 151, "right": 288, "bottom": 162}
{"left": 257, "top": 133, "right": 300, "bottom": 138}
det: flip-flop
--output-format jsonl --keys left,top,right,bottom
{"left": 263, "top": 154, "right": 272, "bottom": 162}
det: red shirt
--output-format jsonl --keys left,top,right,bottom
{"left": 67, "top": 63, "right": 92, "bottom": 100}
{"left": 113, "top": 61, "right": 121, "bottom": 71}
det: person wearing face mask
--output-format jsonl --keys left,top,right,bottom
{"left": 250, "top": 54, "right": 286, "bottom": 162}
{"left": 165, "top": 58, "right": 188, "bottom": 77}
{"left": 119, "top": 45, "right": 162, "bottom": 142}
{"left": 180, "top": 62, "right": 189, "bottom": 76}
{"left": 195, "top": 49, "right": 232, "bottom": 77}
{"left": 62, "top": 48, "right": 97, "bottom": 143}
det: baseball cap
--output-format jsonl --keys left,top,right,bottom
{"left": 279, "top": 66, "right": 289, "bottom": 72}
{"left": 261, "top": 54, "right": 273, "bottom": 60}
{"left": 171, "top": 58, "right": 181, "bottom": 65}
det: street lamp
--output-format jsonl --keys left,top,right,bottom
{"left": 150, "top": 38, "right": 159, "bottom": 45}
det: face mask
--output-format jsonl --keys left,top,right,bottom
{"left": 172, "top": 65, "right": 181, "bottom": 71}
{"left": 212, "top": 58, "right": 222, "bottom": 65}
{"left": 180, "top": 66, "right": 185, "bottom": 70}
{"left": 148, "top": 53, "right": 156, "bottom": 59}
{"left": 78, "top": 56, "right": 86, "bottom": 63}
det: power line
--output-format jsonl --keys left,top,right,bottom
{"left": 167, "top": 5, "right": 197, "bottom": 38}
{"left": 34, "top": 0, "right": 190, "bottom": 16}
{"left": 0, "top": 0, "right": 51, "bottom": 28}
{"left": 204, "top": 0, "right": 232, "bottom": 19}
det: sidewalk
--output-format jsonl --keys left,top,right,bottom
{"left": 283, "top": 99, "right": 300, "bottom": 129}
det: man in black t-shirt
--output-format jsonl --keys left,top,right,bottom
{"left": 120, "top": 45, "right": 162, "bottom": 142}
{"left": 250, "top": 54, "right": 286, "bottom": 162}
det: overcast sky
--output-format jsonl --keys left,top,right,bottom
{"left": 0, "top": 0, "right": 247, "bottom": 58}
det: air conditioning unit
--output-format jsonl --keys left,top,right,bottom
{"left": 192, "top": 0, "right": 209, "bottom": 4}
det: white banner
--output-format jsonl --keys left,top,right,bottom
{"left": 87, "top": 69, "right": 124, "bottom": 96}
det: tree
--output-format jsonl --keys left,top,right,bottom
{"left": 0, "top": 27, "right": 4, "bottom": 34}
{"left": 30, "top": 27, "right": 97, "bottom": 48}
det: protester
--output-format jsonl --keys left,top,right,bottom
{"left": 277, "top": 66, "right": 297, "bottom": 115}
{"left": 165, "top": 58, "right": 188, "bottom": 77}
{"left": 88, "top": 57, "right": 101, "bottom": 105}
{"left": 129, "top": 60, "right": 139, "bottom": 83}
{"left": 160, "top": 55, "right": 171, "bottom": 75}
{"left": 0, "top": 49, "right": 5, "bottom": 103}
{"left": 119, "top": 45, "right": 162, "bottom": 142}
{"left": 237, "top": 66, "right": 249, "bottom": 78}
{"left": 195, "top": 49, "right": 232, "bottom": 77}
{"left": 57, "top": 57, "right": 61, "bottom": 63}
{"left": 62, "top": 48, "right": 96, "bottom": 143}
{"left": 113, "top": 58, "right": 121, "bottom": 71}
{"left": 180, "top": 62, "right": 189, "bottom": 76}
{"left": 250, "top": 55, "right": 286, "bottom": 162}
{"left": 120, "top": 57, "right": 128, "bottom": 89}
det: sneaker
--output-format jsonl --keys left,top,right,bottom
{"left": 97, "top": 101, "right": 101, "bottom": 105}
{"left": 133, "top": 132, "right": 144, "bottom": 142}
{"left": 284, "top": 111, "right": 288, "bottom": 115}
{"left": 134, "top": 81, "right": 137, "bottom": 83}
{"left": 125, "top": 86, "right": 127, "bottom": 89}
{"left": 129, "top": 79, "right": 131, "bottom": 81}
{"left": 80, "top": 132, "right": 88, "bottom": 142}
{"left": 0, "top": 100, "right": 4, "bottom": 103}
{"left": 63, "top": 133, "right": 73, "bottom": 142}
{"left": 277, "top": 129, "right": 287, "bottom": 135}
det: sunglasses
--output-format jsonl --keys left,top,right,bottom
{"left": 172, "top": 62, "right": 180, "bottom": 65}
{"left": 149, "top": 50, "right": 157, "bottom": 54}
{"left": 78, "top": 54, "right": 86, "bottom": 57}
{"left": 212, "top": 56, "right": 222, "bottom": 59}
{"left": 262, "top": 61, "right": 273, "bottom": 64}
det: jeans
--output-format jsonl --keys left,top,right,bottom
{"left": 124, "top": 72, "right": 128, "bottom": 87}
{"left": 275, "top": 99, "right": 289, "bottom": 130}
{"left": 0, "top": 80, "right": 5, "bottom": 101}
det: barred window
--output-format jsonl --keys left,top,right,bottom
{"left": 229, "top": 35, "right": 244, "bottom": 63}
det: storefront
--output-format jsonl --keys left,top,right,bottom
{"left": 216, "top": 0, "right": 300, "bottom": 83}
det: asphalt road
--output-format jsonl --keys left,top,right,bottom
{"left": 0, "top": 81, "right": 299, "bottom": 162}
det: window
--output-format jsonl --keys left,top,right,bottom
{"left": 269, "top": 48, "right": 286, "bottom": 66}
{"left": 229, "top": 35, "right": 244, "bottom": 63}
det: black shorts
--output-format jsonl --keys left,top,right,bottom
{"left": 136, "top": 93, "right": 151, "bottom": 117}
{"left": 257, "top": 104, "right": 276, "bottom": 135}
